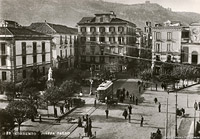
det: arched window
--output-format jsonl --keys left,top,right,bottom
{"left": 192, "top": 51, "right": 198, "bottom": 64}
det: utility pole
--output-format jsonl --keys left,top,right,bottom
{"left": 194, "top": 109, "right": 196, "bottom": 137}
{"left": 165, "top": 97, "right": 168, "bottom": 138}
{"left": 175, "top": 90, "right": 178, "bottom": 137}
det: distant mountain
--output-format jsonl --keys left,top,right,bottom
{"left": 1, "top": 0, "right": 200, "bottom": 29}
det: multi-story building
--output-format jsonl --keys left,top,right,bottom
{"left": 28, "top": 22, "right": 78, "bottom": 68}
{"left": 181, "top": 22, "right": 200, "bottom": 64}
{"left": 0, "top": 20, "right": 52, "bottom": 83}
{"left": 77, "top": 11, "right": 137, "bottom": 72}
{"left": 152, "top": 20, "right": 183, "bottom": 73}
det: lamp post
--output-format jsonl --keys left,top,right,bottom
{"left": 175, "top": 89, "right": 178, "bottom": 137}
{"left": 165, "top": 96, "right": 169, "bottom": 138}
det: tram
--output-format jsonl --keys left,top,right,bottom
{"left": 96, "top": 80, "right": 113, "bottom": 102}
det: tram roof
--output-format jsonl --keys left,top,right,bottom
{"left": 97, "top": 80, "right": 113, "bottom": 91}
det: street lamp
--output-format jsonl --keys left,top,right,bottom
{"left": 175, "top": 89, "right": 178, "bottom": 137}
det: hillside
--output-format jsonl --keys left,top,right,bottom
{"left": 0, "top": 0, "right": 200, "bottom": 29}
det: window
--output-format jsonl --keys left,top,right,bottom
{"left": 167, "top": 32, "right": 172, "bottom": 40}
{"left": 1, "top": 57, "right": 6, "bottom": 66}
{"left": 70, "top": 36, "right": 72, "bottom": 44}
{"left": 118, "top": 26, "right": 124, "bottom": 32}
{"left": 100, "top": 17, "right": 103, "bottom": 22}
{"left": 33, "top": 42, "right": 37, "bottom": 53}
{"left": 70, "top": 49, "right": 72, "bottom": 55}
{"left": 82, "top": 46, "right": 86, "bottom": 54}
{"left": 42, "top": 54, "right": 45, "bottom": 62}
{"left": 90, "top": 56, "right": 95, "bottom": 62}
{"left": 99, "top": 27, "right": 105, "bottom": 33}
{"left": 81, "top": 37, "right": 86, "bottom": 43}
{"left": 90, "top": 27, "right": 96, "bottom": 32}
{"left": 156, "top": 55, "right": 160, "bottom": 61}
{"left": 90, "top": 37, "right": 96, "bottom": 42}
{"left": 22, "top": 42, "right": 26, "bottom": 54}
{"left": 155, "top": 32, "right": 161, "bottom": 40}
{"left": 65, "top": 35, "right": 68, "bottom": 44}
{"left": 109, "top": 37, "right": 115, "bottom": 43}
{"left": 22, "top": 56, "right": 26, "bottom": 65}
{"left": 60, "top": 35, "right": 63, "bottom": 44}
{"left": 1, "top": 43, "right": 6, "bottom": 54}
{"left": 100, "top": 56, "right": 105, "bottom": 63}
{"left": 2, "top": 72, "right": 6, "bottom": 80}
{"left": 33, "top": 55, "right": 37, "bottom": 63}
{"left": 192, "top": 51, "right": 198, "bottom": 64}
{"left": 81, "top": 27, "right": 86, "bottom": 32}
{"left": 118, "top": 37, "right": 124, "bottom": 44}
{"left": 99, "top": 37, "right": 105, "bottom": 42}
{"left": 109, "top": 27, "right": 115, "bottom": 32}
{"left": 167, "top": 44, "right": 171, "bottom": 52}
{"left": 42, "top": 67, "right": 45, "bottom": 75}
{"left": 155, "top": 43, "right": 160, "bottom": 52}
{"left": 42, "top": 42, "right": 45, "bottom": 52}
{"left": 23, "top": 70, "right": 26, "bottom": 79}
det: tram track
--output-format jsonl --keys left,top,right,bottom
{"left": 52, "top": 97, "right": 100, "bottom": 139}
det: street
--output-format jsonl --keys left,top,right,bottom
{"left": 1, "top": 79, "right": 199, "bottom": 139}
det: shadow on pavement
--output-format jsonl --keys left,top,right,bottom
{"left": 90, "top": 115, "right": 125, "bottom": 123}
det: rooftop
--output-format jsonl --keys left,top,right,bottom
{"left": 28, "top": 22, "right": 78, "bottom": 35}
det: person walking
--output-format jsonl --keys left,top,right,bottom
{"left": 128, "top": 114, "right": 131, "bottom": 123}
{"left": 158, "top": 102, "right": 161, "bottom": 112}
{"left": 154, "top": 98, "right": 158, "bottom": 104}
{"left": 39, "top": 114, "right": 42, "bottom": 122}
{"left": 132, "top": 94, "right": 135, "bottom": 103}
{"left": 78, "top": 117, "right": 82, "bottom": 127}
{"left": 54, "top": 107, "right": 57, "bottom": 117}
{"left": 126, "top": 91, "right": 129, "bottom": 98}
{"left": 198, "top": 102, "right": 200, "bottom": 110}
{"left": 140, "top": 115, "right": 144, "bottom": 127}
{"left": 105, "top": 109, "right": 109, "bottom": 119}
{"left": 129, "top": 95, "right": 132, "bottom": 102}
{"left": 194, "top": 101, "right": 198, "bottom": 110}
{"left": 123, "top": 109, "right": 128, "bottom": 120}
{"left": 135, "top": 97, "right": 138, "bottom": 105}
{"left": 94, "top": 99, "right": 96, "bottom": 107}
{"left": 128, "top": 105, "right": 132, "bottom": 114}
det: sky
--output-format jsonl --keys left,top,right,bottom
{"left": 105, "top": 0, "right": 200, "bottom": 14}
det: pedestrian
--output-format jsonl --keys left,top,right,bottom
{"left": 140, "top": 115, "right": 144, "bottom": 127}
{"left": 154, "top": 97, "right": 158, "bottom": 104}
{"left": 155, "top": 83, "right": 158, "bottom": 91}
{"left": 94, "top": 99, "right": 96, "bottom": 107}
{"left": 129, "top": 95, "right": 132, "bottom": 102}
{"left": 122, "top": 109, "right": 128, "bottom": 119}
{"left": 126, "top": 91, "right": 129, "bottom": 98}
{"left": 132, "top": 94, "right": 135, "bottom": 103}
{"left": 54, "top": 107, "right": 57, "bottom": 117}
{"left": 158, "top": 102, "right": 161, "bottom": 112}
{"left": 88, "top": 122, "right": 92, "bottom": 137}
{"left": 105, "top": 109, "right": 109, "bottom": 119}
{"left": 198, "top": 102, "right": 200, "bottom": 110}
{"left": 139, "top": 86, "right": 141, "bottom": 93}
{"left": 128, "top": 114, "right": 131, "bottom": 123}
{"left": 157, "top": 128, "right": 161, "bottom": 135}
{"left": 82, "top": 115, "right": 86, "bottom": 121}
{"left": 39, "top": 114, "right": 42, "bottom": 122}
{"left": 78, "top": 117, "right": 82, "bottom": 127}
{"left": 37, "top": 131, "right": 41, "bottom": 139}
{"left": 84, "top": 124, "right": 88, "bottom": 136}
{"left": 135, "top": 97, "right": 138, "bottom": 105}
{"left": 194, "top": 101, "right": 198, "bottom": 110}
{"left": 128, "top": 105, "right": 132, "bottom": 114}
{"left": 60, "top": 105, "right": 63, "bottom": 114}
{"left": 161, "top": 83, "right": 164, "bottom": 89}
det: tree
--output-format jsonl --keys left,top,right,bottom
{"left": 4, "top": 82, "right": 15, "bottom": 101}
{"left": 6, "top": 100, "right": 37, "bottom": 132}
{"left": 0, "top": 110, "right": 14, "bottom": 138}
{"left": 60, "top": 80, "right": 80, "bottom": 100}
{"left": 43, "top": 86, "right": 61, "bottom": 113}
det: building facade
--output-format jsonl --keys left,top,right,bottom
{"left": 77, "top": 12, "right": 137, "bottom": 72}
{"left": 152, "top": 20, "right": 183, "bottom": 73}
{"left": 0, "top": 20, "right": 52, "bottom": 83}
{"left": 182, "top": 22, "right": 200, "bottom": 65}
{"left": 28, "top": 22, "right": 78, "bottom": 69}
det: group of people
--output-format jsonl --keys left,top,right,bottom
{"left": 79, "top": 114, "right": 93, "bottom": 137}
